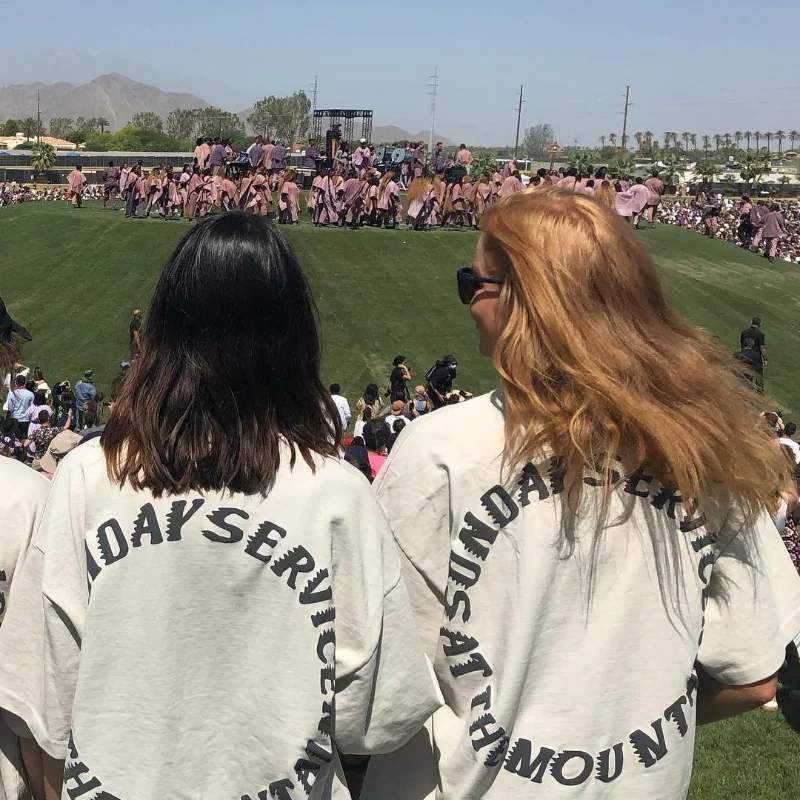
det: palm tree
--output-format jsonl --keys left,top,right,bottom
{"left": 775, "top": 130, "right": 785, "bottom": 154}
{"left": 690, "top": 133, "right": 697, "bottom": 151}
{"left": 598, "top": 134, "right": 606, "bottom": 149}
{"left": 702, "top": 135, "right": 711, "bottom": 154}
{"left": 733, "top": 131, "right": 742, "bottom": 150}
{"left": 695, "top": 160, "right": 718, "bottom": 186}
{"left": 723, "top": 133, "right": 732, "bottom": 150}
{"left": 609, "top": 133, "right": 617, "bottom": 148}
{"left": 30, "top": 140, "right": 56, "bottom": 176}
{"left": 790, "top": 130, "right": 799, "bottom": 150}
{"left": 764, "top": 132, "right": 772, "bottom": 152}
{"left": 96, "top": 117, "right": 111, "bottom": 133}
{"left": 754, "top": 131, "right": 761, "bottom": 150}
{"left": 21, "top": 117, "right": 37, "bottom": 140}
{"left": 713, "top": 134, "right": 722, "bottom": 151}
{"left": 744, "top": 131, "right": 752, "bottom": 150}
{"left": 634, "top": 132, "right": 643, "bottom": 152}
{"left": 663, "top": 132, "right": 671, "bottom": 150}
{"left": 682, "top": 131, "right": 691, "bottom": 151}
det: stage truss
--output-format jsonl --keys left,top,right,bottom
{"left": 312, "top": 109, "right": 373, "bottom": 144}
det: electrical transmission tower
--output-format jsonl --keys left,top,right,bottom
{"left": 427, "top": 67, "right": 439, "bottom": 155}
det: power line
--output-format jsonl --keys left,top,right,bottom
{"left": 514, "top": 85, "right": 525, "bottom": 156}
{"left": 620, "top": 85, "right": 631, "bottom": 151}
{"left": 427, "top": 67, "right": 439, "bottom": 155}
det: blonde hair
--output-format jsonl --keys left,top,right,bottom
{"left": 407, "top": 178, "right": 431, "bottom": 205}
{"left": 594, "top": 184, "right": 616, "bottom": 208}
{"left": 481, "top": 187, "right": 788, "bottom": 517}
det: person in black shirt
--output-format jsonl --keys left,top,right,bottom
{"left": 427, "top": 354, "right": 458, "bottom": 409}
{"left": 389, "top": 355, "right": 411, "bottom": 402}
{"left": 738, "top": 316, "right": 766, "bottom": 392}
{"left": 130, "top": 308, "right": 143, "bottom": 359}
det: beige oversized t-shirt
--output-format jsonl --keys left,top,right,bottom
{"left": 365, "top": 391, "right": 800, "bottom": 800}
{"left": 0, "top": 458, "right": 50, "bottom": 800}
{"left": 0, "top": 439, "right": 440, "bottom": 800}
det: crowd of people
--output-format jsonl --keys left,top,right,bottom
{"left": 658, "top": 195, "right": 800, "bottom": 262}
{"left": 0, "top": 195, "right": 799, "bottom": 800}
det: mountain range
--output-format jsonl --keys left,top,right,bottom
{"left": 0, "top": 73, "right": 208, "bottom": 131}
{"left": 0, "top": 73, "right": 451, "bottom": 144}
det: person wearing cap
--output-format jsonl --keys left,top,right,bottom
{"left": 39, "top": 428, "right": 82, "bottom": 476}
{"left": 73, "top": 370, "right": 96, "bottom": 429}
{"left": 352, "top": 139, "right": 368, "bottom": 179}
{"left": 384, "top": 399, "right": 408, "bottom": 432}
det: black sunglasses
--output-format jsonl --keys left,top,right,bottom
{"left": 457, "top": 267, "right": 504, "bottom": 305}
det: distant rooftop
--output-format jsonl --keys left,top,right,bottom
{"left": 0, "top": 133, "right": 78, "bottom": 150}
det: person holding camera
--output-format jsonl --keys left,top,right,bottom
{"left": 426, "top": 354, "right": 457, "bottom": 408}
{"left": 389, "top": 355, "right": 412, "bottom": 402}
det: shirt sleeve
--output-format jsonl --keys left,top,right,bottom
{"left": 373, "top": 426, "right": 452, "bottom": 661}
{"left": 0, "top": 453, "right": 88, "bottom": 758}
{"left": 697, "top": 507, "right": 800, "bottom": 686}
{"left": 332, "top": 477, "right": 442, "bottom": 755}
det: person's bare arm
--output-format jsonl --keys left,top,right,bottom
{"left": 695, "top": 665, "right": 777, "bottom": 725}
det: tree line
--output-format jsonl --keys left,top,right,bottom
{"left": 0, "top": 91, "right": 311, "bottom": 153}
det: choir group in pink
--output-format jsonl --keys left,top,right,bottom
{"left": 64, "top": 140, "right": 668, "bottom": 231}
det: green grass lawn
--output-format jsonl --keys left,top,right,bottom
{"left": 1, "top": 200, "right": 799, "bottom": 798}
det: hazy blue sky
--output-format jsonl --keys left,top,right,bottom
{"left": 1, "top": 0, "right": 798, "bottom": 146}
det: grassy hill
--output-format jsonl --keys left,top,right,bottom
{"left": 1, "top": 201, "right": 797, "bottom": 417}
{"left": 0, "top": 200, "right": 798, "bottom": 798}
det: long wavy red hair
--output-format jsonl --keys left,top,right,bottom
{"left": 481, "top": 187, "right": 788, "bottom": 517}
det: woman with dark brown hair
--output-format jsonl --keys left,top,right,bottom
{"left": 0, "top": 213, "right": 439, "bottom": 800}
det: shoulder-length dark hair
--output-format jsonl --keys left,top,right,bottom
{"left": 102, "top": 212, "right": 341, "bottom": 496}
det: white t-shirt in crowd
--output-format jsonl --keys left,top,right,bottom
{"left": 362, "top": 391, "right": 800, "bottom": 800}
{"left": 778, "top": 436, "right": 800, "bottom": 464}
{"left": 384, "top": 413, "right": 406, "bottom": 433}
{"left": 331, "top": 393, "right": 351, "bottom": 429}
{"left": 0, "top": 439, "right": 440, "bottom": 800}
{"left": 0, "top": 458, "right": 50, "bottom": 800}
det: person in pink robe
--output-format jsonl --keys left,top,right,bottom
{"left": 123, "top": 164, "right": 142, "bottom": 218}
{"left": 246, "top": 169, "right": 273, "bottom": 216}
{"left": 184, "top": 167, "right": 202, "bottom": 219}
{"left": 501, "top": 157, "right": 517, "bottom": 179}
{"left": 331, "top": 173, "right": 345, "bottom": 216}
{"left": 308, "top": 174, "right": 323, "bottom": 220}
{"left": 142, "top": 169, "right": 163, "bottom": 217}
{"left": 238, "top": 170, "right": 254, "bottom": 210}
{"left": 263, "top": 140, "right": 275, "bottom": 171}
{"left": 643, "top": 171, "right": 665, "bottom": 226}
{"left": 278, "top": 172, "right": 300, "bottom": 224}
{"left": 219, "top": 173, "right": 239, "bottom": 212}
{"left": 376, "top": 171, "right": 401, "bottom": 228}
{"left": 499, "top": 171, "right": 524, "bottom": 198}
{"left": 473, "top": 177, "right": 492, "bottom": 228}
{"left": 341, "top": 173, "right": 365, "bottom": 227}
{"left": 352, "top": 140, "right": 368, "bottom": 178}
{"left": 119, "top": 164, "right": 131, "bottom": 196}
{"left": 194, "top": 137, "right": 212, "bottom": 171}
{"left": 312, "top": 171, "right": 338, "bottom": 226}
{"left": 66, "top": 165, "right": 87, "bottom": 208}
{"left": 196, "top": 170, "right": 217, "bottom": 218}
{"left": 491, "top": 171, "right": 503, "bottom": 202}
{"left": 614, "top": 179, "right": 650, "bottom": 224}
{"left": 557, "top": 169, "right": 580, "bottom": 192}
{"left": 178, "top": 165, "right": 192, "bottom": 210}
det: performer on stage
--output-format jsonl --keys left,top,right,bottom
{"left": 196, "top": 169, "right": 217, "bottom": 218}
{"left": 308, "top": 173, "right": 323, "bottom": 220}
{"left": 303, "top": 139, "right": 321, "bottom": 173}
{"left": 341, "top": 171, "right": 365, "bottom": 228}
{"left": 209, "top": 138, "right": 228, "bottom": 178}
{"left": 456, "top": 143, "right": 473, "bottom": 173}
{"left": 143, "top": 168, "right": 163, "bottom": 217}
{"left": 270, "top": 139, "right": 287, "bottom": 176}
{"left": 185, "top": 166, "right": 202, "bottom": 219}
{"left": 263, "top": 138, "right": 275, "bottom": 171}
{"left": 102, "top": 161, "right": 121, "bottom": 209}
{"left": 430, "top": 142, "right": 447, "bottom": 175}
{"left": 411, "top": 141, "right": 425, "bottom": 180}
{"left": 247, "top": 167, "right": 272, "bottom": 216}
{"left": 178, "top": 165, "right": 192, "bottom": 212}
{"left": 66, "top": 165, "right": 87, "bottom": 208}
{"left": 352, "top": 139, "right": 368, "bottom": 178}
{"left": 247, "top": 136, "right": 265, "bottom": 169}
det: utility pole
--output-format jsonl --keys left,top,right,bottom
{"left": 427, "top": 67, "right": 439, "bottom": 156}
{"left": 36, "top": 89, "right": 41, "bottom": 143}
{"left": 514, "top": 84, "right": 524, "bottom": 156}
{"left": 311, "top": 75, "right": 318, "bottom": 114}
{"left": 620, "top": 85, "right": 631, "bottom": 152}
